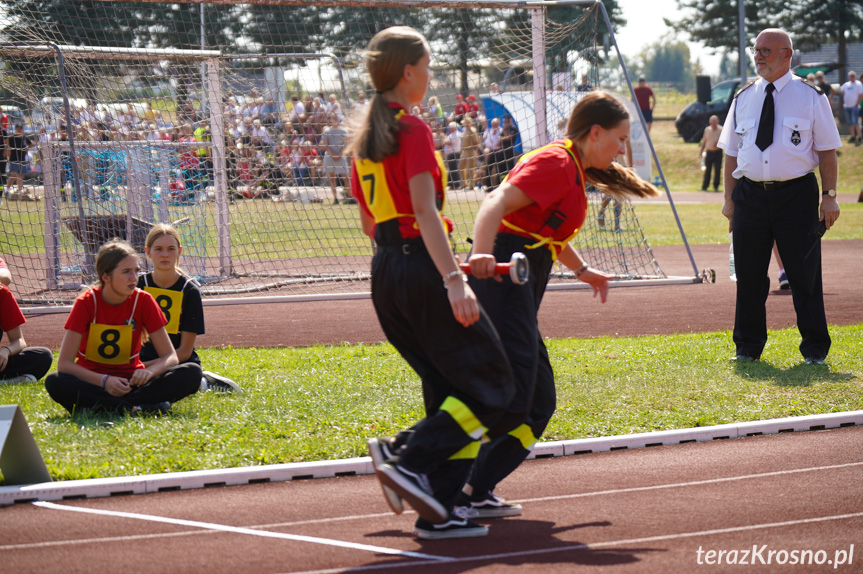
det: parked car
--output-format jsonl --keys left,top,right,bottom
{"left": 675, "top": 62, "right": 840, "bottom": 143}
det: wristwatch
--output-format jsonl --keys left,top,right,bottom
{"left": 822, "top": 189, "right": 837, "bottom": 198}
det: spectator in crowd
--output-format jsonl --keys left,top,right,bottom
{"left": 500, "top": 115, "right": 519, "bottom": 175}
{"left": 633, "top": 77, "right": 657, "bottom": 132}
{"left": 428, "top": 96, "right": 444, "bottom": 121}
{"left": 453, "top": 93, "right": 467, "bottom": 123}
{"left": 5, "top": 124, "right": 30, "bottom": 197}
{"left": 840, "top": 70, "right": 863, "bottom": 143}
{"left": 814, "top": 71, "right": 833, "bottom": 102}
{"left": 321, "top": 114, "right": 349, "bottom": 204}
{"left": 699, "top": 115, "right": 723, "bottom": 192}
{"left": 460, "top": 116, "right": 481, "bottom": 191}
{"left": 482, "top": 117, "right": 504, "bottom": 190}
{"left": 466, "top": 94, "right": 480, "bottom": 119}
{"left": 260, "top": 96, "right": 279, "bottom": 127}
{"left": 353, "top": 90, "right": 369, "bottom": 113}
{"left": 576, "top": 75, "right": 592, "bottom": 92}
{"left": 443, "top": 121, "right": 462, "bottom": 190}
{"left": 325, "top": 94, "right": 344, "bottom": 123}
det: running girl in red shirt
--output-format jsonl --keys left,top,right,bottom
{"left": 349, "top": 26, "right": 514, "bottom": 540}
{"left": 460, "top": 91, "right": 660, "bottom": 517}
{"left": 138, "top": 224, "right": 240, "bottom": 392}
{"left": 45, "top": 240, "right": 201, "bottom": 415}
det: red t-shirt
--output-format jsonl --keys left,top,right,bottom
{"left": 350, "top": 104, "right": 445, "bottom": 240}
{"left": 634, "top": 85, "right": 655, "bottom": 111}
{"left": 64, "top": 287, "right": 167, "bottom": 378}
{"left": 501, "top": 140, "right": 587, "bottom": 257}
{"left": 0, "top": 285, "right": 25, "bottom": 334}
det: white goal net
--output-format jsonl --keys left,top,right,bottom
{"left": 0, "top": 0, "right": 698, "bottom": 309}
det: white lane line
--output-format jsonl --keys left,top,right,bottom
{"left": 287, "top": 511, "right": 863, "bottom": 574}
{"left": 511, "top": 461, "right": 863, "bottom": 505}
{"left": 0, "top": 511, "right": 400, "bottom": 552}
{"left": 31, "top": 501, "right": 451, "bottom": 563}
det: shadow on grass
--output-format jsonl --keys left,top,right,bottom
{"left": 733, "top": 361, "right": 855, "bottom": 387}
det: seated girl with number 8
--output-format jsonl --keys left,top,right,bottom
{"left": 138, "top": 224, "right": 240, "bottom": 393}
{"left": 44, "top": 240, "right": 201, "bottom": 415}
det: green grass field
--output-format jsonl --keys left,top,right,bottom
{"left": 1, "top": 325, "right": 861, "bottom": 482}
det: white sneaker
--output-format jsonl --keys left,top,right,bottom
{"left": 1, "top": 374, "right": 37, "bottom": 385}
{"left": 201, "top": 371, "right": 242, "bottom": 393}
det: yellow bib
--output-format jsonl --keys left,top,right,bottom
{"left": 85, "top": 322, "right": 133, "bottom": 365}
{"left": 144, "top": 286, "right": 183, "bottom": 335}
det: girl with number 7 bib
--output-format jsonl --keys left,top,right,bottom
{"left": 45, "top": 240, "right": 201, "bottom": 415}
{"left": 138, "top": 224, "right": 240, "bottom": 393}
{"left": 348, "top": 26, "right": 514, "bottom": 540}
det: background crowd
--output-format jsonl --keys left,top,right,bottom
{"left": 0, "top": 87, "right": 525, "bottom": 204}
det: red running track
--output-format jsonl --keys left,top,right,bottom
{"left": 2, "top": 425, "right": 861, "bottom": 573}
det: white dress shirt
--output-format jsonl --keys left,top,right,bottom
{"left": 718, "top": 71, "right": 841, "bottom": 182}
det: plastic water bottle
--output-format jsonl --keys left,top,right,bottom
{"left": 700, "top": 152, "right": 707, "bottom": 171}
{"left": 729, "top": 231, "right": 737, "bottom": 281}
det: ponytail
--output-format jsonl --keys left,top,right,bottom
{"left": 345, "top": 26, "right": 428, "bottom": 163}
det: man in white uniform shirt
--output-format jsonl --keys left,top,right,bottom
{"left": 717, "top": 28, "right": 841, "bottom": 365}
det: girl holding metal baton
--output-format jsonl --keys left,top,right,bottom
{"left": 460, "top": 91, "right": 660, "bottom": 518}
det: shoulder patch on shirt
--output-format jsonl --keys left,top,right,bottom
{"left": 801, "top": 79, "right": 823, "bottom": 95}
{"left": 734, "top": 80, "right": 756, "bottom": 99}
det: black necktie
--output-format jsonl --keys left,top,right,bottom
{"left": 755, "top": 83, "right": 775, "bottom": 151}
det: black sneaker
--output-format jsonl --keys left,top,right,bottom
{"left": 133, "top": 401, "right": 172, "bottom": 416}
{"left": 414, "top": 513, "right": 488, "bottom": 540}
{"left": 456, "top": 491, "right": 523, "bottom": 518}
{"left": 367, "top": 438, "right": 404, "bottom": 514}
{"left": 201, "top": 371, "right": 242, "bottom": 393}
{"left": 376, "top": 462, "right": 447, "bottom": 523}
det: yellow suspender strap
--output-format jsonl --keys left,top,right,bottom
{"left": 500, "top": 219, "right": 578, "bottom": 262}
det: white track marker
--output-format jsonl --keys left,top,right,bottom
{"left": 32, "top": 501, "right": 452, "bottom": 562}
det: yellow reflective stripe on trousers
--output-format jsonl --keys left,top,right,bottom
{"left": 508, "top": 423, "right": 538, "bottom": 450}
{"left": 448, "top": 440, "right": 480, "bottom": 460}
{"left": 440, "top": 396, "right": 487, "bottom": 440}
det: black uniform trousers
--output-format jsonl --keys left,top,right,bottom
{"left": 466, "top": 233, "right": 556, "bottom": 497}
{"left": 732, "top": 173, "right": 830, "bottom": 360}
{"left": 371, "top": 243, "right": 515, "bottom": 509}
{"left": 44, "top": 362, "right": 202, "bottom": 415}
{"left": 702, "top": 149, "right": 722, "bottom": 191}
{"left": 0, "top": 347, "right": 53, "bottom": 381}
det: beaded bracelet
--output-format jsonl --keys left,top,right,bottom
{"left": 442, "top": 270, "right": 467, "bottom": 289}
{"left": 575, "top": 264, "right": 589, "bottom": 278}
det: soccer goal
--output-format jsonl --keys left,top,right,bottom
{"left": 0, "top": 0, "right": 702, "bottom": 310}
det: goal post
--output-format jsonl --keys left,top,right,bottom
{"left": 0, "top": 0, "right": 704, "bottom": 311}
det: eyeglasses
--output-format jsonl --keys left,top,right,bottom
{"left": 749, "top": 47, "right": 788, "bottom": 58}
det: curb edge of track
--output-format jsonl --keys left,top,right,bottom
{"left": 2, "top": 410, "right": 861, "bottom": 506}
